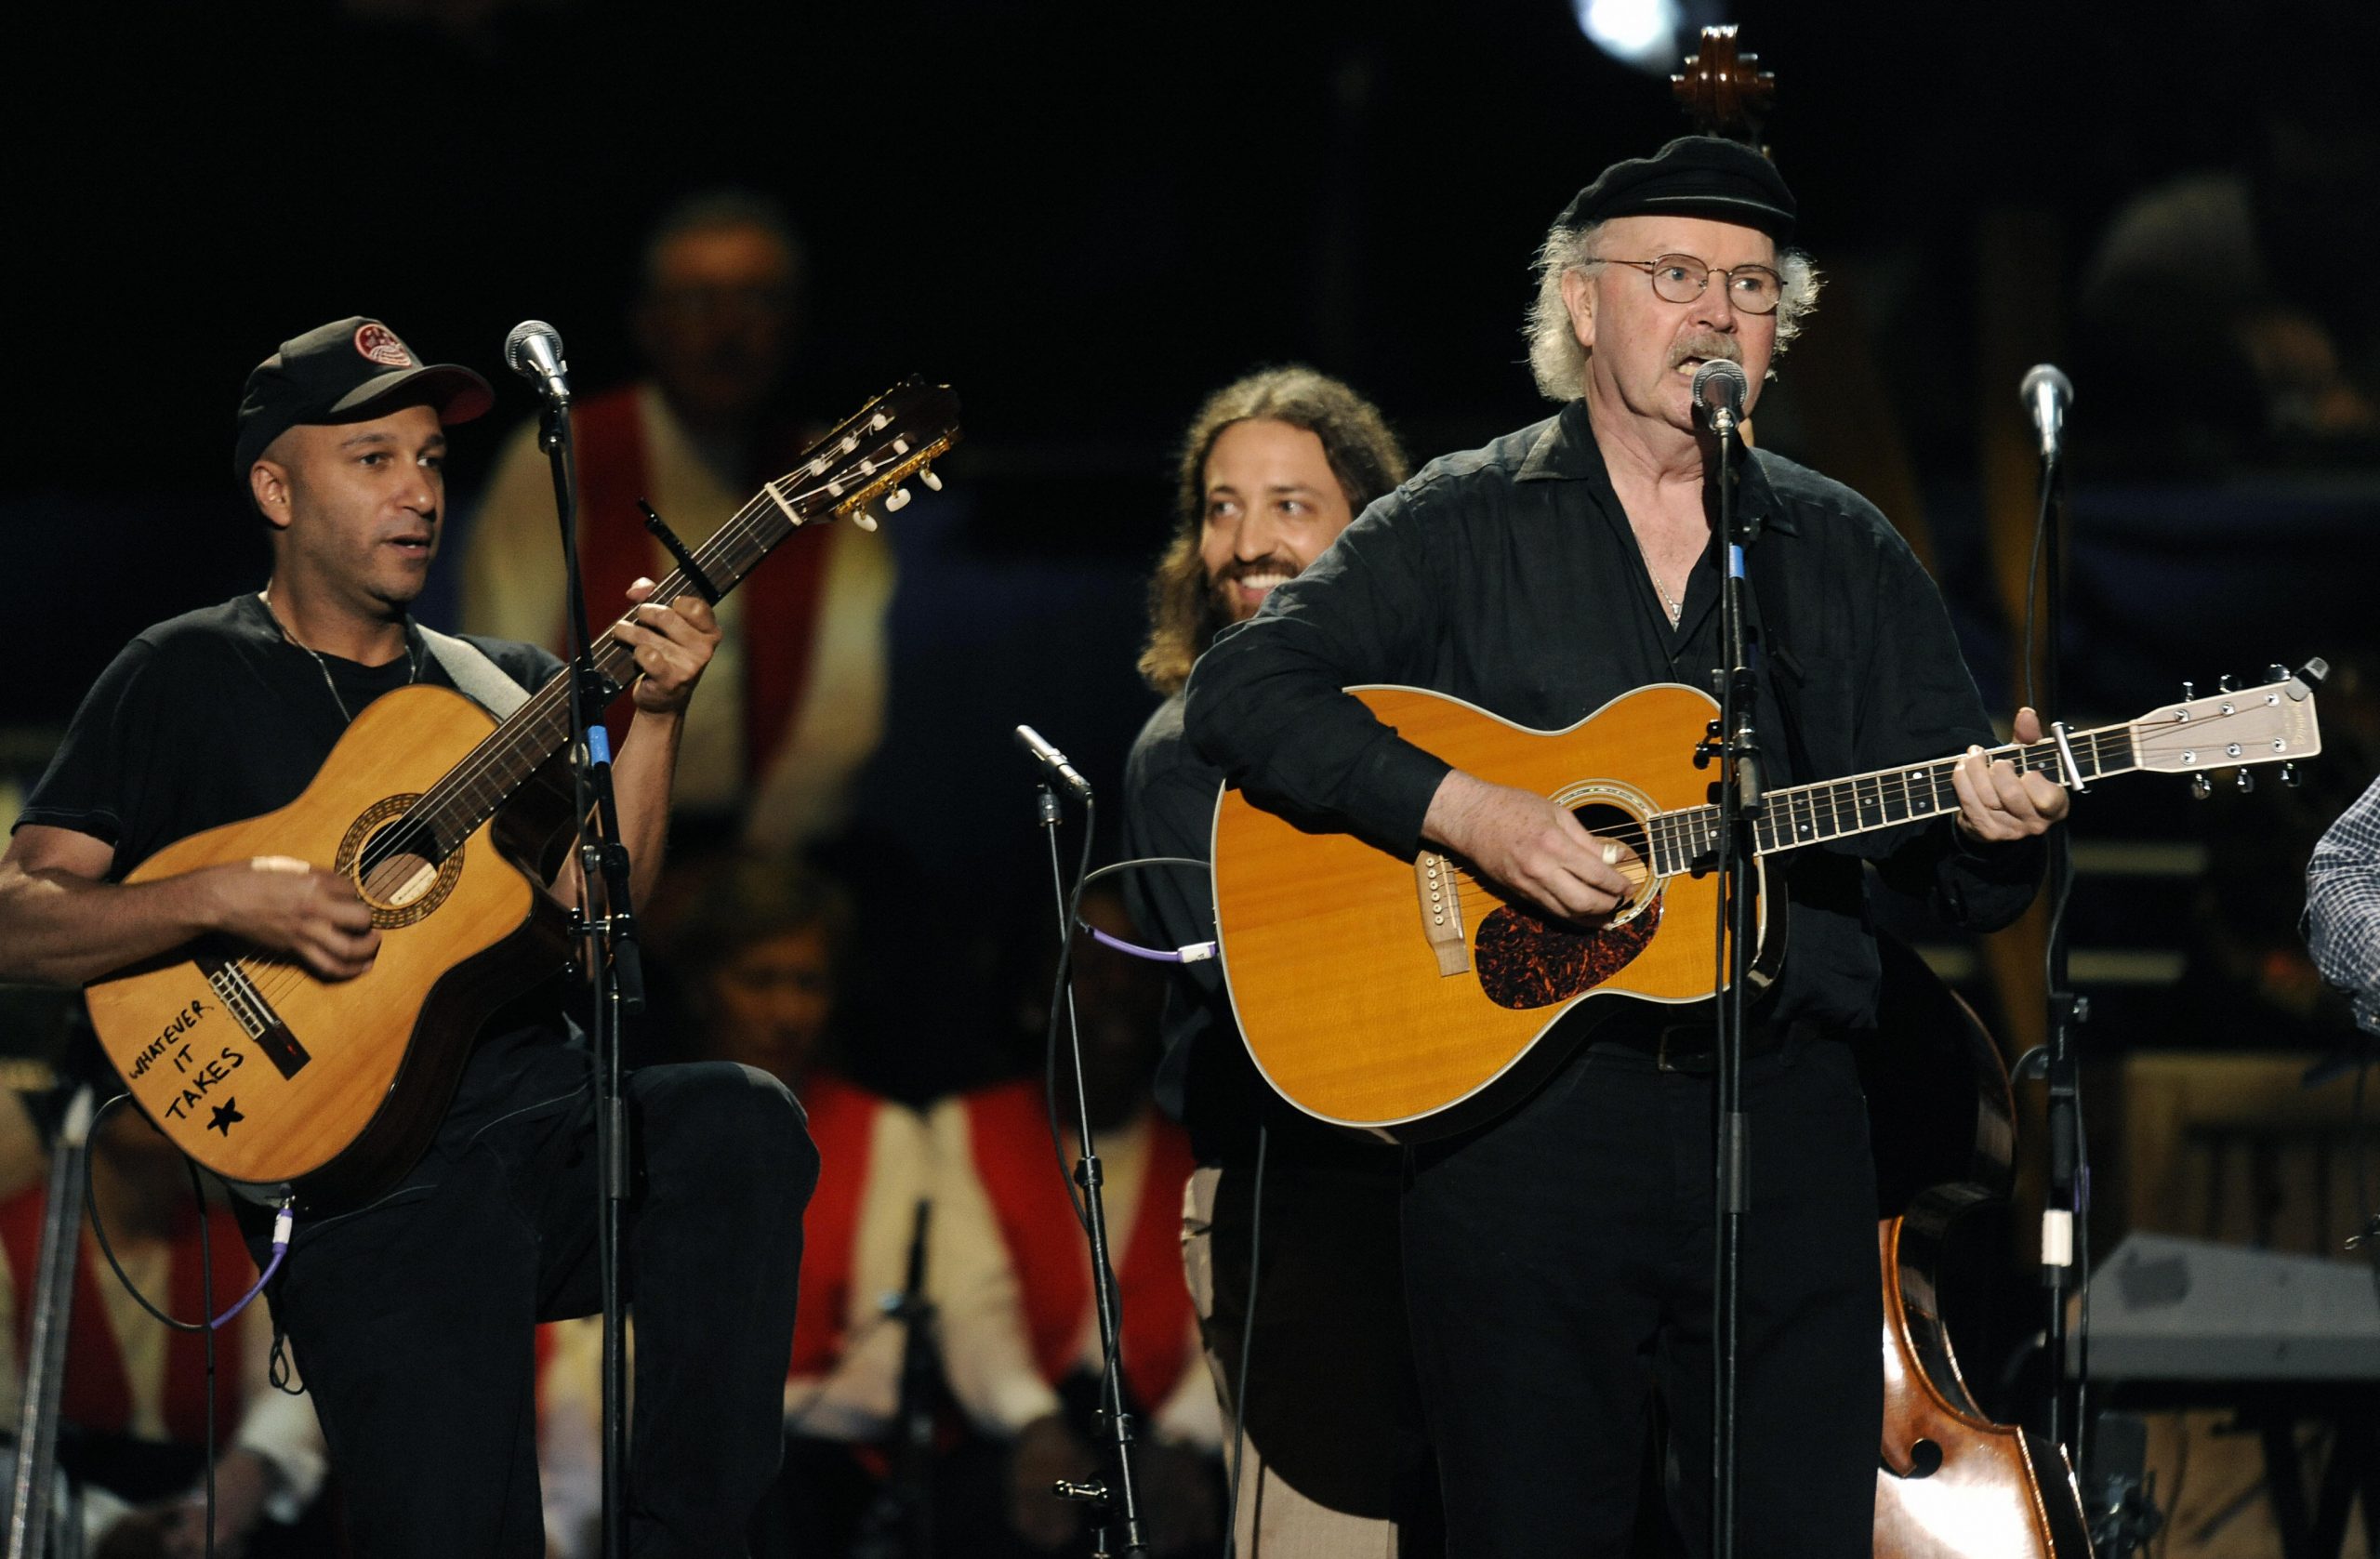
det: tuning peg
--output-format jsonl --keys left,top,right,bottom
{"left": 2190, "top": 773, "right": 2213, "bottom": 800}
{"left": 2267, "top": 663, "right": 2291, "bottom": 683}
{"left": 883, "top": 486, "right": 912, "bottom": 512}
{"left": 2181, "top": 680, "right": 2195, "bottom": 701}
{"left": 2217, "top": 672, "right": 2240, "bottom": 692}
{"left": 2236, "top": 769, "right": 2255, "bottom": 793}
{"left": 2281, "top": 762, "right": 2303, "bottom": 788}
{"left": 919, "top": 465, "right": 943, "bottom": 492}
{"left": 848, "top": 509, "right": 879, "bottom": 533}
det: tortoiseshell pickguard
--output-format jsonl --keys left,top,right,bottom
{"left": 1474, "top": 893, "right": 1664, "bottom": 1010}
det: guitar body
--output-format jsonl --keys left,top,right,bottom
{"left": 84, "top": 684, "right": 568, "bottom": 1206}
{"left": 1212, "top": 683, "right": 1775, "bottom": 1140}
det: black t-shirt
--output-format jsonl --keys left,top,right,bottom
{"left": 17, "top": 591, "right": 577, "bottom": 1122}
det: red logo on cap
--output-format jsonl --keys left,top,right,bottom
{"left": 353, "top": 324, "right": 415, "bottom": 368}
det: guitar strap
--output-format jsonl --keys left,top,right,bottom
{"left": 416, "top": 626, "right": 533, "bottom": 720}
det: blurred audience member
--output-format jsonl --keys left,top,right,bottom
{"left": 2078, "top": 116, "right": 2380, "bottom": 471}
{"left": 462, "top": 190, "right": 895, "bottom": 855}
{"left": 928, "top": 886, "right": 1222, "bottom": 1556}
{"left": 543, "top": 859, "right": 931, "bottom": 1557}
{"left": 0, "top": 1087, "right": 326, "bottom": 1557}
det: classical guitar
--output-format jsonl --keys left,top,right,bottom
{"left": 1210, "top": 667, "right": 2322, "bottom": 1141}
{"left": 85, "top": 379, "right": 961, "bottom": 1205}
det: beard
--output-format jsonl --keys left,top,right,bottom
{"left": 1205, "top": 552, "right": 1304, "bottom": 629}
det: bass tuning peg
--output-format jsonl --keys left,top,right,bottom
{"left": 2217, "top": 672, "right": 2240, "bottom": 692}
{"left": 2180, "top": 680, "right": 2195, "bottom": 701}
{"left": 2236, "top": 769, "right": 2255, "bottom": 794}
{"left": 2190, "top": 772, "right": 2213, "bottom": 800}
{"left": 2281, "top": 762, "right": 2302, "bottom": 788}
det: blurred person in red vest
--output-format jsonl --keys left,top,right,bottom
{"left": 927, "top": 885, "right": 1222, "bottom": 1556}
{"left": 662, "top": 858, "right": 929, "bottom": 1557}
{"left": 461, "top": 191, "right": 895, "bottom": 857}
{"left": 0, "top": 1082, "right": 326, "bottom": 1557}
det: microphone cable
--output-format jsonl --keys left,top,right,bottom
{"left": 82, "top": 1091, "right": 296, "bottom": 1559}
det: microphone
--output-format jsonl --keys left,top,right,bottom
{"left": 2020, "top": 363, "right": 2074, "bottom": 465}
{"left": 1692, "top": 358, "right": 1750, "bottom": 433}
{"left": 504, "top": 320, "right": 571, "bottom": 404}
{"left": 1014, "top": 724, "right": 1093, "bottom": 803}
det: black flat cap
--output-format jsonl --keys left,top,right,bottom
{"left": 1556, "top": 136, "right": 1795, "bottom": 241}
{"left": 233, "top": 317, "right": 494, "bottom": 481}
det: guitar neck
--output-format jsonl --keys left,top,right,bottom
{"left": 1642, "top": 720, "right": 2139, "bottom": 878}
{"left": 403, "top": 491, "right": 802, "bottom": 852}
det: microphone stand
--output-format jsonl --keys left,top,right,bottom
{"left": 2024, "top": 440, "right": 2086, "bottom": 1467}
{"left": 1698, "top": 400, "right": 1760, "bottom": 1559}
{"left": 853, "top": 1200, "right": 939, "bottom": 1559}
{"left": 536, "top": 389, "right": 643, "bottom": 1559}
{"left": 1031, "top": 781, "right": 1150, "bottom": 1558}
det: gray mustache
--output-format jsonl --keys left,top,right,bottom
{"left": 1670, "top": 337, "right": 1742, "bottom": 369}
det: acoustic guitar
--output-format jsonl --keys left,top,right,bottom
{"left": 84, "top": 379, "right": 961, "bottom": 1206}
{"left": 1210, "top": 667, "right": 2321, "bottom": 1141}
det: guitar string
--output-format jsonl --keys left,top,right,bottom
{"left": 1432, "top": 718, "right": 2170, "bottom": 913}
{"left": 343, "top": 461, "right": 841, "bottom": 878}
{"left": 228, "top": 415, "right": 938, "bottom": 1007}
{"left": 352, "top": 417, "right": 933, "bottom": 874}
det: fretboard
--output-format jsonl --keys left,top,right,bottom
{"left": 1642, "top": 721, "right": 2138, "bottom": 878}
{"left": 392, "top": 482, "right": 807, "bottom": 858}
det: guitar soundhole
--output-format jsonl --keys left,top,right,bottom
{"left": 336, "top": 797, "right": 465, "bottom": 930}
{"left": 364, "top": 851, "right": 438, "bottom": 907}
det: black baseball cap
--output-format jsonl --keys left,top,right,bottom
{"left": 1556, "top": 136, "right": 1796, "bottom": 242}
{"left": 232, "top": 316, "right": 495, "bottom": 482}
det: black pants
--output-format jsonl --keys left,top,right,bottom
{"left": 267, "top": 1057, "right": 817, "bottom": 1558}
{"left": 1401, "top": 1036, "right": 1881, "bottom": 1559}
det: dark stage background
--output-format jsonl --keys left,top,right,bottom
{"left": 7, "top": 0, "right": 2380, "bottom": 1492}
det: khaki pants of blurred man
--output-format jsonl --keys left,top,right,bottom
{"left": 1181, "top": 1160, "right": 1438, "bottom": 1557}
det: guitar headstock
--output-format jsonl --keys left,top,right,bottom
{"left": 765, "top": 377, "right": 963, "bottom": 532}
{"left": 2129, "top": 663, "right": 2324, "bottom": 790}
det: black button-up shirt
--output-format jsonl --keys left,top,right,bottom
{"left": 1183, "top": 400, "right": 2043, "bottom": 1040}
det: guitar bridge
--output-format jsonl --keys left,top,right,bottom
{"left": 196, "top": 952, "right": 312, "bottom": 1080}
{"left": 1415, "top": 852, "right": 1470, "bottom": 977}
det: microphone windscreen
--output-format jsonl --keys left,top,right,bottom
{"left": 1691, "top": 358, "right": 1750, "bottom": 419}
{"left": 2019, "top": 363, "right": 2074, "bottom": 411}
{"left": 504, "top": 319, "right": 562, "bottom": 376}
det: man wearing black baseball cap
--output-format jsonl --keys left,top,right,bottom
{"left": 1183, "top": 137, "right": 2069, "bottom": 1554}
{"left": 0, "top": 316, "right": 816, "bottom": 1555}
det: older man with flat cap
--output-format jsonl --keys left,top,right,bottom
{"left": 0, "top": 317, "right": 814, "bottom": 1557}
{"left": 1183, "top": 139, "right": 2069, "bottom": 1554}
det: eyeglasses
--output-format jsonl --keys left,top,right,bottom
{"left": 1599, "top": 255, "right": 1783, "bottom": 315}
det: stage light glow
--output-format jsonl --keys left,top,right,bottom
{"left": 1574, "top": 0, "right": 1685, "bottom": 73}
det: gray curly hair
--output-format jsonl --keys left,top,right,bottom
{"left": 1524, "top": 221, "right": 1822, "bottom": 402}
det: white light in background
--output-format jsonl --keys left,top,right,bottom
{"left": 1574, "top": 0, "right": 1685, "bottom": 73}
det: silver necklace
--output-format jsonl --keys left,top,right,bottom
{"left": 258, "top": 587, "right": 419, "bottom": 722}
{"left": 1647, "top": 566, "right": 1684, "bottom": 626}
